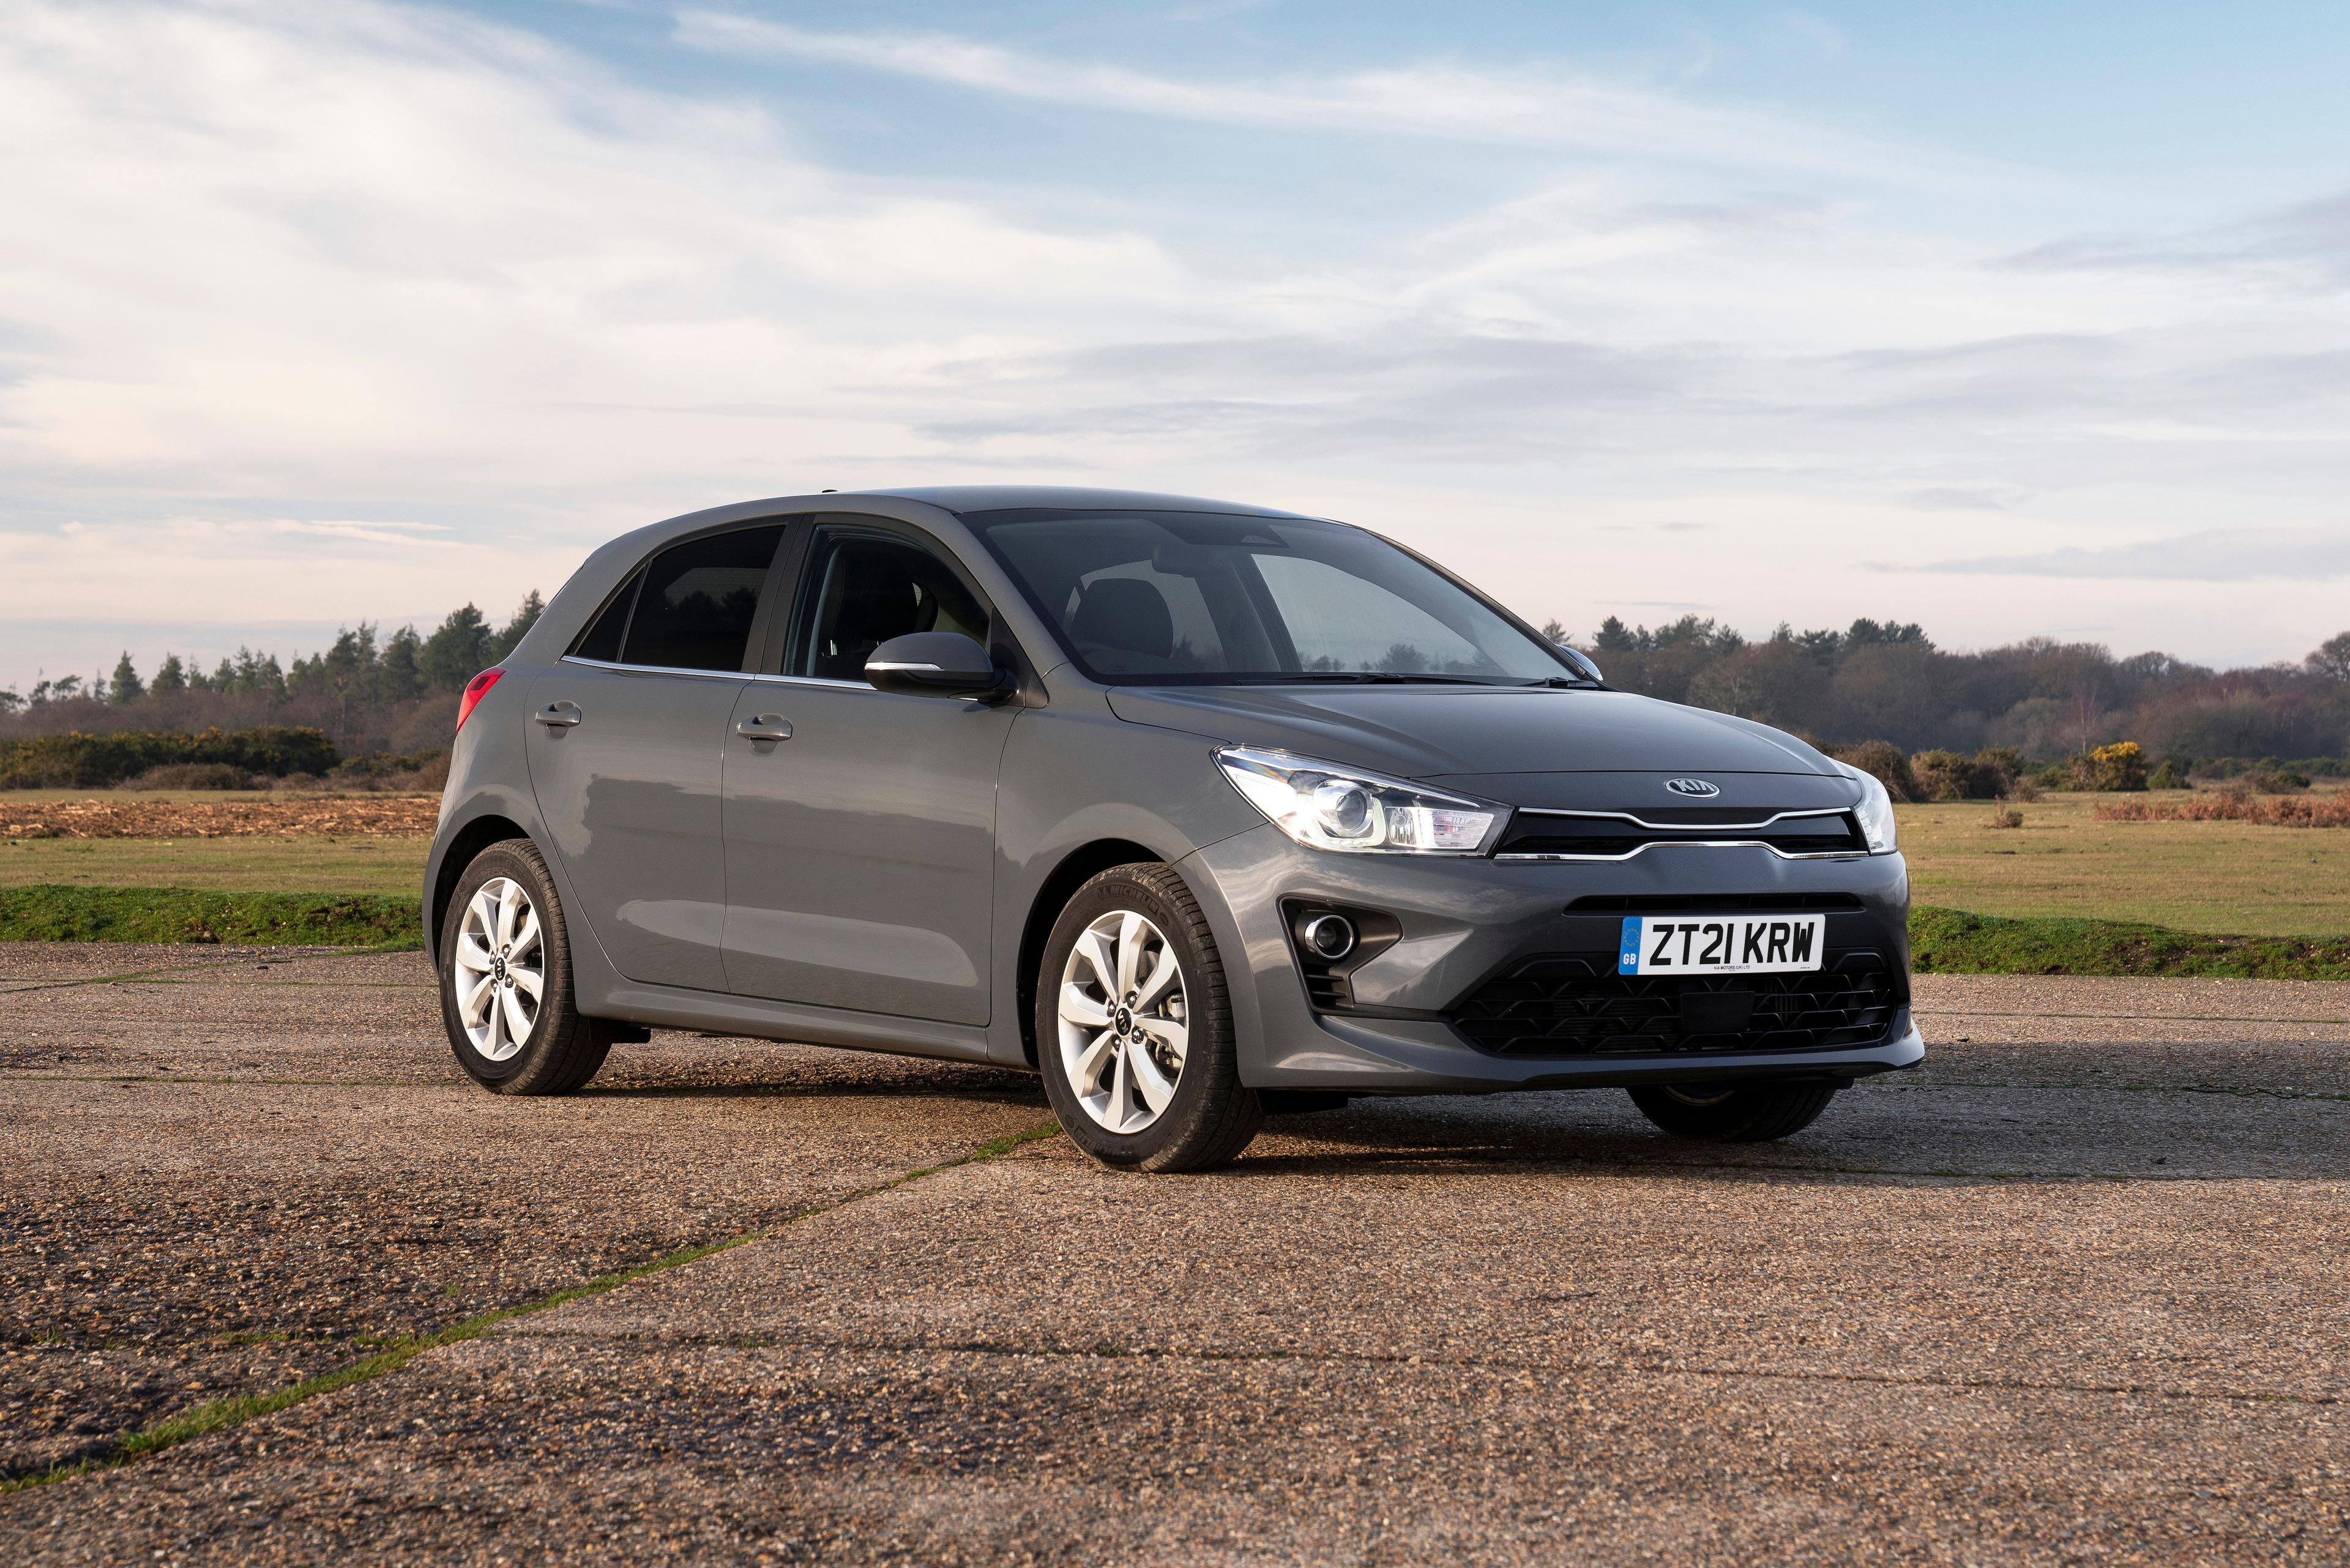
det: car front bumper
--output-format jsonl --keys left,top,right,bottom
{"left": 1182, "top": 824, "right": 1923, "bottom": 1092}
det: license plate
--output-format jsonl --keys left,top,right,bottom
{"left": 1618, "top": 914, "right": 1825, "bottom": 976}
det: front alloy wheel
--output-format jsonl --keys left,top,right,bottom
{"left": 1035, "top": 863, "right": 1263, "bottom": 1171}
{"left": 1057, "top": 909, "right": 1190, "bottom": 1133}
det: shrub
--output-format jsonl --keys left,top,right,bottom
{"left": 1909, "top": 749, "right": 1971, "bottom": 801}
{"left": 1985, "top": 807, "right": 2024, "bottom": 829}
{"left": 124, "top": 763, "right": 255, "bottom": 791}
{"left": 2084, "top": 741, "right": 2149, "bottom": 791}
{"left": 0, "top": 727, "right": 338, "bottom": 789}
{"left": 2098, "top": 791, "right": 2350, "bottom": 826}
{"left": 2242, "top": 769, "right": 2311, "bottom": 794}
{"left": 2147, "top": 758, "right": 2186, "bottom": 790}
{"left": 1832, "top": 740, "right": 1919, "bottom": 802}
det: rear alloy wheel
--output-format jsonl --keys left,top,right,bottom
{"left": 1037, "top": 864, "right": 1262, "bottom": 1171}
{"left": 1627, "top": 1081, "right": 1840, "bottom": 1142}
{"left": 438, "top": 838, "right": 616, "bottom": 1096}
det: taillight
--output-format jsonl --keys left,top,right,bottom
{"left": 455, "top": 667, "right": 504, "bottom": 733}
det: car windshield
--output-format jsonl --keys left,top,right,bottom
{"left": 966, "top": 509, "right": 1575, "bottom": 685}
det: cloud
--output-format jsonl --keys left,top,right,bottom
{"left": 2, "top": 1, "right": 2349, "bottom": 679}
{"left": 673, "top": 10, "right": 1955, "bottom": 180}
{"left": 1914, "top": 525, "right": 2350, "bottom": 581}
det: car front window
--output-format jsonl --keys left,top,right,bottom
{"left": 966, "top": 509, "right": 1571, "bottom": 685}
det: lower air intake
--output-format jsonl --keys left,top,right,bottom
{"left": 1449, "top": 950, "right": 1903, "bottom": 1058}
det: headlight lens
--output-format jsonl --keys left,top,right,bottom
{"left": 1217, "top": 747, "right": 1505, "bottom": 853}
{"left": 1838, "top": 763, "right": 1899, "bottom": 854}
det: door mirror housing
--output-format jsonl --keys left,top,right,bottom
{"left": 1556, "top": 646, "right": 1604, "bottom": 684}
{"left": 864, "top": 632, "right": 1009, "bottom": 699}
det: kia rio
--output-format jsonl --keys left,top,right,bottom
{"left": 425, "top": 488, "right": 1920, "bottom": 1171}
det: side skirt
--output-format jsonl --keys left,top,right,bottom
{"left": 588, "top": 980, "right": 998, "bottom": 1065}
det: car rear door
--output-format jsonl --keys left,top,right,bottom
{"left": 526, "top": 521, "right": 789, "bottom": 993}
{"left": 718, "top": 515, "right": 1019, "bottom": 1023}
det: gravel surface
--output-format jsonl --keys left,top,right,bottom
{"left": 3, "top": 946, "right": 2346, "bottom": 1562}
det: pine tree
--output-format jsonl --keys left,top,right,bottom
{"left": 379, "top": 625, "right": 423, "bottom": 701}
{"left": 109, "top": 652, "right": 143, "bottom": 704}
{"left": 490, "top": 591, "right": 545, "bottom": 662}
{"left": 151, "top": 653, "right": 187, "bottom": 695}
{"left": 420, "top": 605, "right": 492, "bottom": 691}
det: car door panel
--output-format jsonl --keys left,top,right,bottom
{"left": 523, "top": 521, "right": 787, "bottom": 993}
{"left": 527, "top": 665, "right": 742, "bottom": 991}
{"left": 720, "top": 520, "right": 1016, "bottom": 1024}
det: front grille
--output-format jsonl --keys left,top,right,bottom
{"left": 1450, "top": 950, "right": 1903, "bottom": 1058}
{"left": 1494, "top": 811, "right": 1863, "bottom": 861}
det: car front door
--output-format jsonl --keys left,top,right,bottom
{"left": 720, "top": 517, "right": 1018, "bottom": 1023}
{"left": 527, "top": 521, "right": 788, "bottom": 993}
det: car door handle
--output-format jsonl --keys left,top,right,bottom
{"left": 535, "top": 701, "right": 583, "bottom": 728}
{"left": 735, "top": 714, "right": 793, "bottom": 742}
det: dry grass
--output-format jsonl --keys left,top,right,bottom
{"left": 2096, "top": 789, "right": 2350, "bottom": 826}
{"left": 0, "top": 792, "right": 438, "bottom": 840}
{"left": 1900, "top": 790, "right": 2350, "bottom": 938}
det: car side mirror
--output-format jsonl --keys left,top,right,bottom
{"left": 1557, "top": 646, "right": 1603, "bottom": 683}
{"left": 864, "top": 632, "right": 1009, "bottom": 699}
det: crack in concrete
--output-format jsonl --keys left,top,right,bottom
{"left": 491, "top": 1324, "right": 2350, "bottom": 1413}
{"left": 0, "top": 1121, "right": 1062, "bottom": 1495}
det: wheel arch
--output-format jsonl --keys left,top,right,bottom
{"left": 428, "top": 814, "right": 534, "bottom": 961}
{"left": 1015, "top": 838, "right": 1163, "bottom": 1067}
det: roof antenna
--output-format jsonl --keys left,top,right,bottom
{"left": 821, "top": 488, "right": 836, "bottom": 493}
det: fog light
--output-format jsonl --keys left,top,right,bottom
{"left": 1300, "top": 914, "right": 1356, "bottom": 960}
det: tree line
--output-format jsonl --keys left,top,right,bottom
{"left": 1540, "top": 615, "right": 2350, "bottom": 771}
{"left": 5, "top": 591, "right": 2346, "bottom": 774}
{"left": 0, "top": 595, "right": 543, "bottom": 760}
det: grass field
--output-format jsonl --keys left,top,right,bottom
{"left": 0, "top": 835, "right": 428, "bottom": 896}
{"left": 1898, "top": 791, "right": 2350, "bottom": 938}
{"left": 5, "top": 787, "right": 2349, "bottom": 972}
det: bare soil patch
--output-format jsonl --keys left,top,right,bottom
{"left": 0, "top": 795, "right": 439, "bottom": 840}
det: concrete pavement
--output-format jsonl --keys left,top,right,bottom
{"left": 3, "top": 947, "right": 2346, "bottom": 1562}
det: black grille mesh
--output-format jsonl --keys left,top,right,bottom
{"left": 1450, "top": 950, "right": 1903, "bottom": 1058}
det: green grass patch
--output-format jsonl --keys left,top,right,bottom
{"left": 1898, "top": 792, "right": 2350, "bottom": 938}
{"left": 1911, "top": 905, "right": 2350, "bottom": 981}
{"left": 0, "top": 833, "right": 430, "bottom": 896}
{"left": 0, "top": 884, "right": 421, "bottom": 948}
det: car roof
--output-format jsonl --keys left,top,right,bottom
{"left": 845, "top": 485, "right": 1326, "bottom": 520}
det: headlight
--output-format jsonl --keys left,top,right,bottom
{"left": 1837, "top": 763, "right": 1899, "bottom": 854}
{"left": 1216, "top": 747, "right": 1505, "bottom": 854}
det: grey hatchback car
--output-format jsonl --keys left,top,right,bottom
{"left": 425, "top": 487, "right": 1921, "bottom": 1170}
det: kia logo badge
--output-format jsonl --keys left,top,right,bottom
{"left": 1663, "top": 777, "right": 1721, "bottom": 798}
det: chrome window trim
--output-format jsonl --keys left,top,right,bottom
{"left": 748, "top": 671, "right": 876, "bottom": 690}
{"left": 554, "top": 655, "right": 884, "bottom": 693}
{"left": 1493, "top": 806, "right": 1868, "bottom": 863}
{"left": 558, "top": 654, "right": 755, "bottom": 684}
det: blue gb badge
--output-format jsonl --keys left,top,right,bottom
{"left": 1617, "top": 916, "right": 1644, "bottom": 976}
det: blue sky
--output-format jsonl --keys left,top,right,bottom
{"left": 4, "top": 0, "right": 2349, "bottom": 690}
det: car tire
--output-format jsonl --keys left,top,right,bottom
{"left": 438, "top": 838, "right": 614, "bottom": 1096}
{"left": 1035, "top": 862, "right": 1263, "bottom": 1172}
{"left": 1626, "top": 1081, "right": 1839, "bottom": 1141}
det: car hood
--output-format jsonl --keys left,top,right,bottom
{"left": 1103, "top": 685, "right": 1847, "bottom": 807}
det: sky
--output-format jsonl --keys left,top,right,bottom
{"left": 4, "top": 0, "right": 2350, "bottom": 692}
